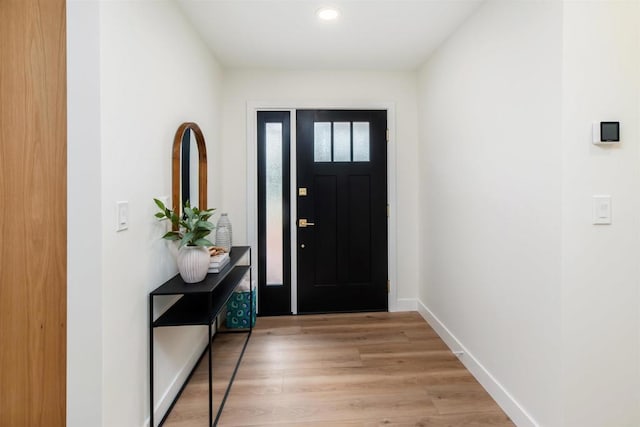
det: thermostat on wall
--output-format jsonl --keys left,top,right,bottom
{"left": 592, "top": 121, "right": 620, "bottom": 145}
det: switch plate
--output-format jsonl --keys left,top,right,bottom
{"left": 592, "top": 195, "right": 611, "bottom": 225}
{"left": 117, "top": 201, "right": 129, "bottom": 231}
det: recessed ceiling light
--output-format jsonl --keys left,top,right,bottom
{"left": 317, "top": 7, "right": 340, "bottom": 21}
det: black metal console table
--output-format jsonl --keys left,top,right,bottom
{"left": 149, "top": 246, "right": 252, "bottom": 427}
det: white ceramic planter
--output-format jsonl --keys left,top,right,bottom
{"left": 177, "top": 245, "right": 210, "bottom": 283}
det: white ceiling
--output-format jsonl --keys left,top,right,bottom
{"left": 176, "top": 0, "right": 483, "bottom": 71}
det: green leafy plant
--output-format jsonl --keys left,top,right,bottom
{"left": 153, "top": 198, "right": 216, "bottom": 248}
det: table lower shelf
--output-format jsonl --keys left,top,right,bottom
{"left": 153, "top": 266, "right": 250, "bottom": 327}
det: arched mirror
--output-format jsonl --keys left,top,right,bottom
{"left": 172, "top": 122, "right": 207, "bottom": 220}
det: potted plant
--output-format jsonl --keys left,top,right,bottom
{"left": 154, "top": 198, "right": 215, "bottom": 283}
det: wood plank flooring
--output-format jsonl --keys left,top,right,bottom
{"left": 163, "top": 312, "right": 514, "bottom": 427}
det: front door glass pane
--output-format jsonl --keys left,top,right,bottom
{"left": 353, "top": 122, "right": 370, "bottom": 162}
{"left": 314, "top": 122, "right": 331, "bottom": 162}
{"left": 333, "top": 122, "right": 351, "bottom": 162}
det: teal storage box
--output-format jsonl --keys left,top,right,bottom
{"left": 226, "top": 289, "right": 256, "bottom": 328}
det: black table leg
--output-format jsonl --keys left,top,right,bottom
{"left": 208, "top": 322, "right": 213, "bottom": 426}
{"left": 149, "top": 295, "right": 155, "bottom": 427}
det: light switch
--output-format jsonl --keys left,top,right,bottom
{"left": 117, "top": 201, "right": 129, "bottom": 231}
{"left": 592, "top": 196, "right": 611, "bottom": 225}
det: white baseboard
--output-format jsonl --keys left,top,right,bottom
{"left": 144, "top": 333, "right": 210, "bottom": 427}
{"left": 394, "top": 298, "right": 418, "bottom": 312}
{"left": 416, "top": 299, "right": 538, "bottom": 427}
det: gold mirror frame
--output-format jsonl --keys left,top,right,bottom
{"left": 172, "top": 122, "right": 207, "bottom": 222}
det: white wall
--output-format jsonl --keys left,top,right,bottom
{"left": 67, "top": 2, "right": 103, "bottom": 425}
{"left": 561, "top": 1, "right": 640, "bottom": 426}
{"left": 417, "top": 1, "right": 563, "bottom": 425}
{"left": 221, "top": 70, "right": 420, "bottom": 308}
{"left": 68, "top": 1, "right": 224, "bottom": 426}
{"left": 418, "top": 1, "right": 640, "bottom": 426}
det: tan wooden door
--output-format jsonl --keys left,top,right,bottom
{"left": 0, "top": 1, "right": 67, "bottom": 426}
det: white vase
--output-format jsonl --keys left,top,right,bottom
{"left": 216, "top": 213, "right": 232, "bottom": 248}
{"left": 177, "top": 245, "right": 210, "bottom": 283}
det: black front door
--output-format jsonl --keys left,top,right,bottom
{"left": 296, "top": 110, "right": 388, "bottom": 313}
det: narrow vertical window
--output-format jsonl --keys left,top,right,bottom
{"left": 265, "top": 123, "right": 283, "bottom": 286}
{"left": 257, "top": 111, "right": 291, "bottom": 315}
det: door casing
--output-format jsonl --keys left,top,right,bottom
{"left": 247, "top": 102, "right": 398, "bottom": 314}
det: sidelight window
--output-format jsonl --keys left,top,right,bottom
{"left": 265, "top": 123, "right": 284, "bottom": 286}
{"left": 257, "top": 111, "right": 292, "bottom": 315}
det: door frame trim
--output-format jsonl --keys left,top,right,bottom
{"left": 247, "top": 101, "right": 398, "bottom": 314}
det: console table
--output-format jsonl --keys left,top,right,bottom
{"left": 149, "top": 246, "right": 252, "bottom": 427}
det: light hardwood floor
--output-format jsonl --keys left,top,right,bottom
{"left": 164, "top": 312, "right": 514, "bottom": 427}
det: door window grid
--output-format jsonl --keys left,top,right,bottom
{"left": 313, "top": 121, "right": 370, "bottom": 163}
